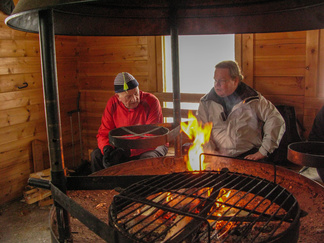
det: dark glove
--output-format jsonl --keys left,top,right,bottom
{"left": 102, "top": 145, "right": 114, "bottom": 168}
{"left": 109, "top": 148, "right": 131, "bottom": 166}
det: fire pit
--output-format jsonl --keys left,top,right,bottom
{"left": 57, "top": 154, "right": 324, "bottom": 243}
{"left": 109, "top": 170, "right": 300, "bottom": 242}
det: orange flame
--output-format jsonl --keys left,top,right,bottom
{"left": 181, "top": 111, "right": 212, "bottom": 171}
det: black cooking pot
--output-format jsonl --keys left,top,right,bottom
{"left": 288, "top": 141, "right": 324, "bottom": 182}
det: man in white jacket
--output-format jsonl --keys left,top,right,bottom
{"left": 197, "top": 60, "right": 285, "bottom": 161}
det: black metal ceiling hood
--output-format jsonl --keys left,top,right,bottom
{"left": 5, "top": 0, "right": 324, "bottom": 36}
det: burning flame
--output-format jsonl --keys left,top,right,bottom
{"left": 181, "top": 111, "right": 212, "bottom": 171}
{"left": 215, "top": 189, "right": 231, "bottom": 216}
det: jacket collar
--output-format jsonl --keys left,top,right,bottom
{"left": 204, "top": 82, "right": 258, "bottom": 104}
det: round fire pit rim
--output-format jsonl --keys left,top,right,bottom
{"left": 109, "top": 170, "right": 301, "bottom": 243}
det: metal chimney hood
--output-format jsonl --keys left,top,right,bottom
{"left": 5, "top": 0, "right": 324, "bottom": 36}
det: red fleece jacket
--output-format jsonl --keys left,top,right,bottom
{"left": 96, "top": 91, "right": 163, "bottom": 157}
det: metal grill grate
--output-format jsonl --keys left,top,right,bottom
{"left": 109, "top": 169, "right": 300, "bottom": 242}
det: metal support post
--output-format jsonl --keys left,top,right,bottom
{"left": 170, "top": 4, "right": 182, "bottom": 158}
{"left": 38, "top": 9, "right": 71, "bottom": 242}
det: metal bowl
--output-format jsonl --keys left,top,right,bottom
{"left": 288, "top": 141, "right": 324, "bottom": 168}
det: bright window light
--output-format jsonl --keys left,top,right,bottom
{"left": 164, "top": 35, "right": 235, "bottom": 122}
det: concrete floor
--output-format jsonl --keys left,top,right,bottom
{"left": 0, "top": 166, "right": 322, "bottom": 243}
{"left": 0, "top": 198, "right": 51, "bottom": 243}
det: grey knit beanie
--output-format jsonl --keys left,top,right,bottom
{"left": 114, "top": 72, "right": 139, "bottom": 93}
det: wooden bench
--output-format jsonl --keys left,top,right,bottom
{"left": 153, "top": 92, "right": 204, "bottom": 122}
{"left": 153, "top": 92, "right": 205, "bottom": 152}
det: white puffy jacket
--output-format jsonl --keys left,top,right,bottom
{"left": 197, "top": 83, "right": 285, "bottom": 157}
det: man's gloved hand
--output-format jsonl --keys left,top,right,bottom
{"left": 109, "top": 148, "right": 131, "bottom": 166}
{"left": 102, "top": 145, "right": 114, "bottom": 168}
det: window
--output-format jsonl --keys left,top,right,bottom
{"left": 163, "top": 35, "right": 235, "bottom": 122}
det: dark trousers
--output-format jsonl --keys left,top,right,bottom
{"left": 90, "top": 148, "right": 138, "bottom": 173}
{"left": 90, "top": 148, "right": 105, "bottom": 173}
{"left": 90, "top": 145, "right": 168, "bottom": 173}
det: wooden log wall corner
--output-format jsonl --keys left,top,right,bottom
{"left": 239, "top": 30, "right": 324, "bottom": 139}
{"left": 0, "top": 3, "right": 79, "bottom": 204}
{"left": 1, "top": 8, "right": 43, "bottom": 205}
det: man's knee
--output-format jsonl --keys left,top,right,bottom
{"left": 91, "top": 148, "right": 104, "bottom": 173}
{"left": 139, "top": 145, "right": 168, "bottom": 159}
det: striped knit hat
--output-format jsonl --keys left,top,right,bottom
{"left": 114, "top": 72, "right": 139, "bottom": 93}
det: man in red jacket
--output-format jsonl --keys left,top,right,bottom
{"left": 91, "top": 72, "right": 168, "bottom": 172}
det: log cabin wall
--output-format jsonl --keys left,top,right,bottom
{"left": 237, "top": 31, "right": 324, "bottom": 138}
{"left": 0, "top": 4, "right": 79, "bottom": 204}
{"left": 78, "top": 36, "right": 163, "bottom": 158}
{"left": 0, "top": 11, "right": 45, "bottom": 205}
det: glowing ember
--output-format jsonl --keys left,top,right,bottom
{"left": 181, "top": 111, "right": 212, "bottom": 171}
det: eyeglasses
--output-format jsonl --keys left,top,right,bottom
{"left": 214, "top": 79, "right": 229, "bottom": 85}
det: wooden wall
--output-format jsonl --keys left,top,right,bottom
{"left": 0, "top": 7, "right": 79, "bottom": 204}
{"left": 0, "top": 10, "right": 44, "bottom": 205}
{"left": 78, "top": 36, "right": 163, "bottom": 157}
{"left": 55, "top": 36, "right": 80, "bottom": 169}
{"left": 236, "top": 30, "right": 324, "bottom": 138}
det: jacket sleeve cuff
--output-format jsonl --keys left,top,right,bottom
{"left": 259, "top": 147, "right": 269, "bottom": 157}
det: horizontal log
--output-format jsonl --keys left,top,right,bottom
{"left": 56, "top": 58, "right": 78, "bottom": 75}
{"left": 79, "top": 110, "right": 104, "bottom": 119}
{"left": 254, "top": 38, "right": 306, "bottom": 57}
{"left": 0, "top": 158, "right": 31, "bottom": 186}
{"left": 254, "top": 31, "right": 306, "bottom": 40}
{"left": 254, "top": 56, "right": 306, "bottom": 76}
{"left": 162, "top": 108, "right": 198, "bottom": 119}
{"left": 0, "top": 89, "right": 44, "bottom": 110}
{"left": 57, "top": 72, "right": 78, "bottom": 86}
{"left": 55, "top": 37, "right": 78, "bottom": 57}
{"left": 80, "top": 90, "right": 115, "bottom": 101}
{"left": 81, "top": 117, "right": 101, "bottom": 129}
{"left": 79, "top": 103, "right": 107, "bottom": 115}
{"left": 0, "top": 178, "right": 28, "bottom": 205}
{"left": 79, "top": 75, "right": 151, "bottom": 91}
{"left": 0, "top": 104, "right": 45, "bottom": 128}
{"left": 78, "top": 61, "right": 149, "bottom": 77}
{"left": 59, "top": 97, "right": 82, "bottom": 113}
{"left": 0, "top": 57, "right": 41, "bottom": 75}
{"left": 0, "top": 146, "right": 30, "bottom": 170}
{"left": 0, "top": 133, "right": 47, "bottom": 154}
{"left": 79, "top": 45, "right": 148, "bottom": 62}
{"left": 254, "top": 76, "right": 305, "bottom": 96}
{"left": 83, "top": 129, "right": 98, "bottom": 137}
{"left": 264, "top": 94, "right": 304, "bottom": 108}
{"left": 0, "top": 20, "right": 12, "bottom": 40}
{"left": 153, "top": 92, "right": 204, "bottom": 103}
{"left": 0, "top": 120, "right": 46, "bottom": 146}
{"left": 0, "top": 39, "right": 40, "bottom": 57}
{"left": 0, "top": 73, "right": 43, "bottom": 93}
{"left": 79, "top": 76, "right": 114, "bottom": 90}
